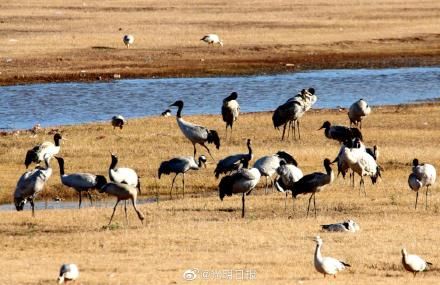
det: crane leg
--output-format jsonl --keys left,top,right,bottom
{"left": 182, "top": 173, "right": 185, "bottom": 198}
{"left": 170, "top": 174, "right": 178, "bottom": 199}
{"left": 201, "top": 143, "right": 215, "bottom": 161}
{"left": 425, "top": 186, "right": 429, "bottom": 210}
{"left": 297, "top": 120, "right": 301, "bottom": 140}
{"left": 193, "top": 144, "right": 197, "bottom": 159}
{"left": 30, "top": 199, "right": 35, "bottom": 217}
{"left": 124, "top": 200, "right": 128, "bottom": 225}
{"left": 285, "top": 192, "right": 288, "bottom": 210}
{"left": 225, "top": 125, "right": 228, "bottom": 140}
{"left": 306, "top": 193, "right": 314, "bottom": 217}
{"left": 313, "top": 194, "right": 317, "bottom": 218}
{"left": 108, "top": 200, "right": 120, "bottom": 226}
{"left": 264, "top": 176, "right": 269, "bottom": 194}
{"left": 78, "top": 192, "right": 82, "bottom": 209}
{"left": 242, "top": 193, "right": 245, "bottom": 218}
{"left": 415, "top": 191, "right": 419, "bottom": 210}
{"left": 287, "top": 121, "right": 291, "bottom": 139}
{"left": 131, "top": 198, "right": 145, "bottom": 224}
{"left": 87, "top": 191, "right": 93, "bottom": 206}
{"left": 281, "top": 123, "right": 287, "bottom": 141}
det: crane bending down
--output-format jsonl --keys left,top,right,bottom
{"left": 214, "top": 139, "right": 252, "bottom": 178}
{"left": 169, "top": 100, "right": 220, "bottom": 160}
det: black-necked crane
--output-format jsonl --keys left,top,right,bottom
{"left": 161, "top": 109, "right": 171, "bottom": 117}
{"left": 218, "top": 167, "right": 261, "bottom": 218}
{"left": 348, "top": 98, "right": 371, "bottom": 129}
{"left": 291, "top": 158, "right": 334, "bottom": 218}
{"left": 214, "top": 139, "right": 252, "bottom": 178}
{"left": 169, "top": 100, "right": 220, "bottom": 160}
{"left": 408, "top": 158, "right": 436, "bottom": 209}
{"left": 57, "top": 263, "right": 79, "bottom": 284}
{"left": 54, "top": 157, "right": 107, "bottom": 209}
{"left": 200, "top": 34, "right": 223, "bottom": 46}
{"left": 253, "top": 151, "right": 298, "bottom": 193}
{"left": 24, "top": 133, "right": 63, "bottom": 168}
{"left": 158, "top": 155, "right": 207, "bottom": 198}
{"left": 111, "top": 115, "right": 126, "bottom": 129}
{"left": 319, "top": 121, "right": 363, "bottom": 143}
{"left": 321, "top": 219, "right": 360, "bottom": 233}
{"left": 14, "top": 155, "right": 53, "bottom": 216}
{"left": 109, "top": 153, "right": 141, "bottom": 193}
{"left": 401, "top": 248, "right": 432, "bottom": 277}
{"left": 123, "top": 34, "right": 134, "bottom": 48}
{"left": 313, "top": 236, "right": 351, "bottom": 278}
{"left": 274, "top": 160, "right": 303, "bottom": 208}
{"left": 99, "top": 182, "right": 145, "bottom": 225}
{"left": 221, "top": 92, "right": 240, "bottom": 138}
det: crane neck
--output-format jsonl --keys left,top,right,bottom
{"left": 315, "top": 243, "right": 322, "bottom": 262}
{"left": 57, "top": 159, "right": 65, "bottom": 176}
{"left": 247, "top": 143, "right": 253, "bottom": 160}
{"left": 176, "top": 105, "right": 183, "bottom": 118}
{"left": 54, "top": 136, "right": 61, "bottom": 147}
{"left": 109, "top": 157, "right": 118, "bottom": 171}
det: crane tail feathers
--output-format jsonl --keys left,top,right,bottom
{"left": 208, "top": 130, "right": 221, "bottom": 149}
{"left": 218, "top": 175, "right": 234, "bottom": 200}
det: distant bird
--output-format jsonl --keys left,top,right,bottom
{"left": 99, "top": 182, "right": 145, "bottom": 225}
{"left": 348, "top": 99, "right": 371, "bottom": 129}
{"left": 221, "top": 92, "right": 240, "bottom": 138}
{"left": 214, "top": 139, "right": 252, "bottom": 178}
{"left": 109, "top": 153, "right": 141, "bottom": 194}
{"left": 401, "top": 248, "right": 432, "bottom": 277}
{"left": 111, "top": 115, "right": 126, "bottom": 129}
{"left": 321, "top": 220, "right": 360, "bottom": 232}
{"left": 272, "top": 88, "right": 316, "bottom": 140}
{"left": 158, "top": 155, "right": 207, "bottom": 198}
{"left": 123, "top": 34, "right": 134, "bottom": 48}
{"left": 200, "top": 34, "right": 223, "bottom": 46}
{"left": 54, "top": 157, "right": 107, "bottom": 209}
{"left": 291, "top": 158, "right": 334, "bottom": 217}
{"left": 169, "top": 100, "right": 220, "bottom": 159}
{"left": 219, "top": 167, "right": 261, "bottom": 218}
{"left": 319, "top": 121, "right": 363, "bottom": 143}
{"left": 14, "top": 155, "right": 53, "bottom": 216}
{"left": 408, "top": 159, "right": 436, "bottom": 209}
{"left": 24, "top": 133, "right": 63, "bottom": 168}
{"left": 161, "top": 109, "right": 171, "bottom": 117}
{"left": 57, "top": 263, "right": 79, "bottom": 284}
{"left": 274, "top": 160, "right": 303, "bottom": 208}
{"left": 343, "top": 146, "right": 382, "bottom": 196}
{"left": 314, "top": 236, "right": 350, "bottom": 278}
{"left": 253, "top": 151, "right": 298, "bottom": 193}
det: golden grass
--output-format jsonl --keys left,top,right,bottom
{"left": 0, "top": 102, "right": 439, "bottom": 284}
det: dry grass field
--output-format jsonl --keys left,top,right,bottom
{"left": 0, "top": 102, "right": 439, "bottom": 284}
{"left": 0, "top": 0, "right": 439, "bottom": 85}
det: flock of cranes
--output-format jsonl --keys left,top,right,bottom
{"left": 10, "top": 83, "right": 437, "bottom": 280}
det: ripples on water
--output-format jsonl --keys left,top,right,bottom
{"left": 1, "top": 67, "right": 439, "bottom": 130}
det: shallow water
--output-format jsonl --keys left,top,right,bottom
{"left": 0, "top": 197, "right": 157, "bottom": 212}
{"left": 1, "top": 67, "right": 439, "bottom": 130}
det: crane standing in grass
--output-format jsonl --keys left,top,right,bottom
{"left": 99, "top": 182, "right": 145, "bottom": 226}
{"left": 123, "top": 35, "right": 134, "bottom": 48}
{"left": 221, "top": 92, "right": 240, "bottom": 138}
{"left": 313, "top": 236, "right": 351, "bottom": 278}
{"left": 169, "top": 100, "right": 220, "bottom": 160}
{"left": 158, "top": 155, "right": 207, "bottom": 199}
{"left": 111, "top": 115, "right": 127, "bottom": 129}
{"left": 109, "top": 153, "right": 141, "bottom": 194}
{"left": 54, "top": 157, "right": 107, "bottom": 209}
{"left": 214, "top": 139, "right": 252, "bottom": 178}
{"left": 57, "top": 264, "right": 79, "bottom": 284}
{"left": 348, "top": 98, "right": 371, "bottom": 129}
{"left": 408, "top": 158, "right": 436, "bottom": 209}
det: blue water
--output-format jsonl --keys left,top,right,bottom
{"left": 1, "top": 67, "right": 439, "bottom": 130}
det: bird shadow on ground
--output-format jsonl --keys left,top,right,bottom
{"left": 91, "top": 46, "right": 116, "bottom": 50}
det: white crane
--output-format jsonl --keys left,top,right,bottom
{"left": 99, "top": 182, "right": 145, "bottom": 225}
{"left": 54, "top": 157, "right": 107, "bottom": 209}
{"left": 123, "top": 34, "right": 134, "bottom": 48}
{"left": 221, "top": 92, "right": 240, "bottom": 138}
{"left": 342, "top": 146, "right": 382, "bottom": 196}
{"left": 408, "top": 159, "right": 436, "bottom": 209}
{"left": 274, "top": 160, "right": 303, "bottom": 208}
{"left": 14, "top": 155, "right": 53, "bottom": 216}
{"left": 109, "top": 153, "right": 141, "bottom": 193}
{"left": 158, "top": 155, "right": 207, "bottom": 198}
{"left": 214, "top": 139, "right": 252, "bottom": 178}
{"left": 319, "top": 121, "right": 363, "bottom": 143}
{"left": 57, "top": 263, "right": 79, "bottom": 284}
{"left": 111, "top": 115, "right": 126, "bottom": 129}
{"left": 253, "top": 151, "right": 298, "bottom": 194}
{"left": 169, "top": 100, "right": 220, "bottom": 160}
{"left": 291, "top": 158, "right": 334, "bottom": 217}
{"left": 313, "top": 236, "right": 350, "bottom": 278}
{"left": 200, "top": 34, "right": 223, "bottom": 46}
{"left": 24, "top": 133, "right": 64, "bottom": 168}
{"left": 218, "top": 167, "right": 261, "bottom": 218}
{"left": 401, "top": 248, "right": 432, "bottom": 277}
{"left": 321, "top": 219, "right": 360, "bottom": 232}
{"left": 348, "top": 98, "right": 371, "bottom": 129}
